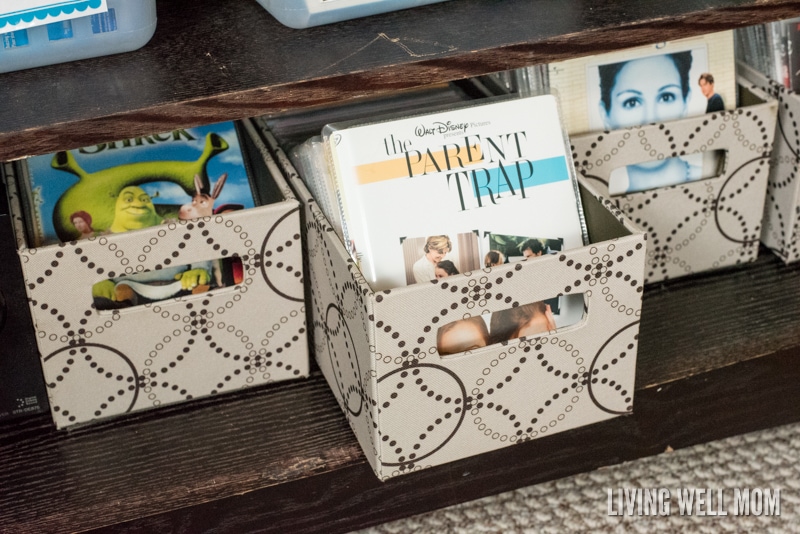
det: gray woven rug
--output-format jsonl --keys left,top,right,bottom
{"left": 355, "top": 422, "right": 800, "bottom": 533}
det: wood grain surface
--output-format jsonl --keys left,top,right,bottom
{"left": 1, "top": 0, "right": 800, "bottom": 161}
{"left": 1, "top": 252, "right": 799, "bottom": 533}
{"left": 3, "top": 2, "right": 800, "bottom": 532}
{"left": 98, "top": 346, "right": 800, "bottom": 534}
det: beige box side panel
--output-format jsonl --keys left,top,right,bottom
{"left": 572, "top": 97, "right": 778, "bottom": 283}
{"left": 261, "top": 124, "right": 385, "bottom": 475}
{"left": 739, "top": 64, "right": 800, "bottom": 263}
{"left": 369, "top": 230, "right": 644, "bottom": 478}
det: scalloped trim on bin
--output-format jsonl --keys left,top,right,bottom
{"left": 0, "top": 0, "right": 107, "bottom": 31}
{"left": 0, "top": 0, "right": 156, "bottom": 74}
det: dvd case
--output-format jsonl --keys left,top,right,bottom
{"left": 546, "top": 31, "right": 736, "bottom": 135}
{"left": 18, "top": 121, "right": 259, "bottom": 248}
{"left": 13, "top": 121, "right": 265, "bottom": 311}
{"left": 321, "top": 93, "right": 589, "bottom": 292}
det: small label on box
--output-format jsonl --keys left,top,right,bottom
{"left": 2, "top": 30, "right": 29, "bottom": 48}
{"left": 13, "top": 396, "right": 41, "bottom": 415}
{"left": 47, "top": 20, "right": 74, "bottom": 41}
{"left": 90, "top": 8, "right": 117, "bottom": 34}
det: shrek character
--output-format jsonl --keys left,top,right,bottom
{"left": 91, "top": 186, "right": 212, "bottom": 308}
{"left": 92, "top": 263, "right": 212, "bottom": 308}
{"left": 52, "top": 132, "right": 229, "bottom": 241}
{"left": 108, "top": 186, "right": 164, "bottom": 233}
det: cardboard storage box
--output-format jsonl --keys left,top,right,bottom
{"left": 1, "top": 121, "right": 309, "bottom": 428}
{"left": 570, "top": 76, "right": 778, "bottom": 283}
{"left": 256, "top": 119, "right": 647, "bottom": 480}
{"left": 737, "top": 62, "right": 800, "bottom": 263}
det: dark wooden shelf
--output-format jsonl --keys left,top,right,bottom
{"left": 3, "top": 1, "right": 800, "bottom": 532}
{"left": 2, "top": 0, "right": 800, "bottom": 161}
{"left": 1, "top": 251, "right": 800, "bottom": 534}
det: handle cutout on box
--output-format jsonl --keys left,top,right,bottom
{"left": 607, "top": 150, "right": 726, "bottom": 196}
{"left": 92, "top": 256, "right": 243, "bottom": 312}
{"left": 437, "top": 293, "right": 586, "bottom": 357}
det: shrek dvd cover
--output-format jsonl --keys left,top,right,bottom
{"left": 19, "top": 120, "right": 258, "bottom": 247}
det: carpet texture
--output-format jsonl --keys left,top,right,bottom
{"left": 355, "top": 422, "right": 800, "bottom": 533}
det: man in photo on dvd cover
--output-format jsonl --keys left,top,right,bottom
{"left": 598, "top": 51, "right": 704, "bottom": 194}
{"left": 435, "top": 260, "right": 459, "bottom": 279}
{"left": 520, "top": 238, "right": 545, "bottom": 258}
{"left": 489, "top": 301, "right": 556, "bottom": 343}
{"left": 698, "top": 72, "right": 725, "bottom": 113}
{"left": 484, "top": 250, "right": 505, "bottom": 267}
{"left": 413, "top": 235, "right": 452, "bottom": 283}
{"left": 437, "top": 316, "right": 490, "bottom": 356}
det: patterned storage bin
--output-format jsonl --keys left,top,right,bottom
{"left": 256, "top": 119, "right": 647, "bottom": 480}
{"left": 737, "top": 62, "right": 800, "bottom": 263}
{"left": 570, "top": 76, "right": 778, "bottom": 283}
{"left": 1, "top": 121, "right": 309, "bottom": 428}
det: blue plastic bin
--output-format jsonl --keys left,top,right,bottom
{"left": 255, "top": 0, "right": 450, "bottom": 29}
{"left": 0, "top": 0, "right": 156, "bottom": 73}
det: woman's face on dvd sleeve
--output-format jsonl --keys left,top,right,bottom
{"left": 602, "top": 55, "right": 688, "bottom": 129}
{"left": 427, "top": 248, "right": 447, "bottom": 263}
{"left": 71, "top": 216, "right": 90, "bottom": 233}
